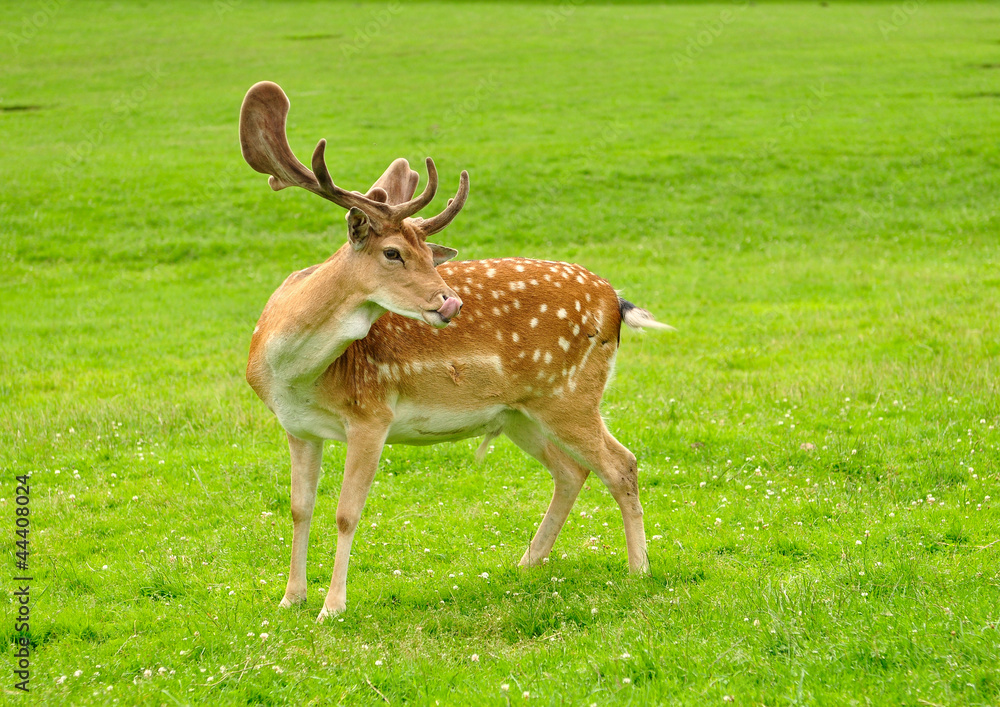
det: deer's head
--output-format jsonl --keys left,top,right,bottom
{"left": 240, "top": 81, "right": 467, "bottom": 328}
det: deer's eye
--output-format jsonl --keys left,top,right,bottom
{"left": 383, "top": 248, "right": 403, "bottom": 263}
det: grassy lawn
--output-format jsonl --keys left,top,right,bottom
{"left": 2, "top": 0, "right": 999, "bottom": 704}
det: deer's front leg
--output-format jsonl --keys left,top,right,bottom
{"left": 317, "top": 422, "right": 387, "bottom": 622}
{"left": 281, "top": 433, "right": 323, "bottom": 608}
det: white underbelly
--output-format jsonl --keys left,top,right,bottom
{"left": 387, "top": 401, "right": 507, "bottom": 445}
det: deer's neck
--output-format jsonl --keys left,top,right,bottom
{"left": 253, "top": 248, "right": 385, "bottom": 390}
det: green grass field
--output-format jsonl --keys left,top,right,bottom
{"left": 2, "top": 0, "right": 1000, "bottom": 704}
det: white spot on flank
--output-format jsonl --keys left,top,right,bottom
{"left": 486, "top": 268, "right": 496, "bottom": 277}
{"left": 558, "top": 337, "right": 571, "bottom": 352}
{"left": 492, "top": 290, "right": 500, "bottom": 299}
{"left": 529, "top": 279, "right": 538, "bottom": 286}
{"left": 585, "top": 293, "right": 591, "bottom": 302}
{"left": 575, "top": 301, "right": 581, "bottom": 311}
{"left": 533, "top": 350, "right": 541, "bottom": 362}
{"left": 576, "top": 275, "right": 585, "bottom": 284}
{"left": 557, "top": 308, "right": 567, "bottom": 319}
{"left": 544, "top": 351, "right": 553, "bottom": 364}
{"left": 495, "top": 330, "right": 502, "bottom": 341}
{"left": 492, "top": 307, "right": 501, "bottom": 315}
{"left": 572, "top": 324, "right": 580, "bottom": 336}
{"left": 530, "top": 317, "right": 538, "bottom": 328}
{"left": 512, "top": 332, "right": 520, "bottom": 342}
{"left": 540, "top": 304, "right": 548, "bottom": 313}
{"left": 553, "top": 385, "right": 564, "bottom": 396}
{"left": 513, "top": 300, "right": 521, "bottom": 309}
{"left": 515, "top": 264, "right": 525, "bottom": 272}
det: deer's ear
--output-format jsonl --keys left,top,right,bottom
{"left": 346, "top": 207, "right": 371, "bottom": 250}
{"left": 428, "top": 243, "right": 458, "bottom": 266}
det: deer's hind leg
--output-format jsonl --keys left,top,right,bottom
{"left": 504, "top": 412, "right": 590, "bottom": 567}
{"left": 528, "top": 409, "right": 649, "bottom": 573}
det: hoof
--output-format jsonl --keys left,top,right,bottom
{"left": 518, "top": 550, "right": 548, "bottom": 568}
{"left": 279, "top": 593, "right": 306, "bottom": 608}
{"left": 630, "top": 560, "right": 651, "bottom": 575}
{"left": 316, "top": 604, "right": 345, "bottom": 623}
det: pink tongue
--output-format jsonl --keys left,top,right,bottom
{"left": 438, "top": 297, "right": 461, "bottom": 319}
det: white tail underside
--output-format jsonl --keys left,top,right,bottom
{"left": 622, "top": 307, "right": 675, "bottom": 332}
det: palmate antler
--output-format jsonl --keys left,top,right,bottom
{"left": 239, "top": 81, "right": 468, "bottom": 237}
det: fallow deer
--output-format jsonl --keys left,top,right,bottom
{"left": 240, "top": 81, "right": 672, "bottom": 622}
